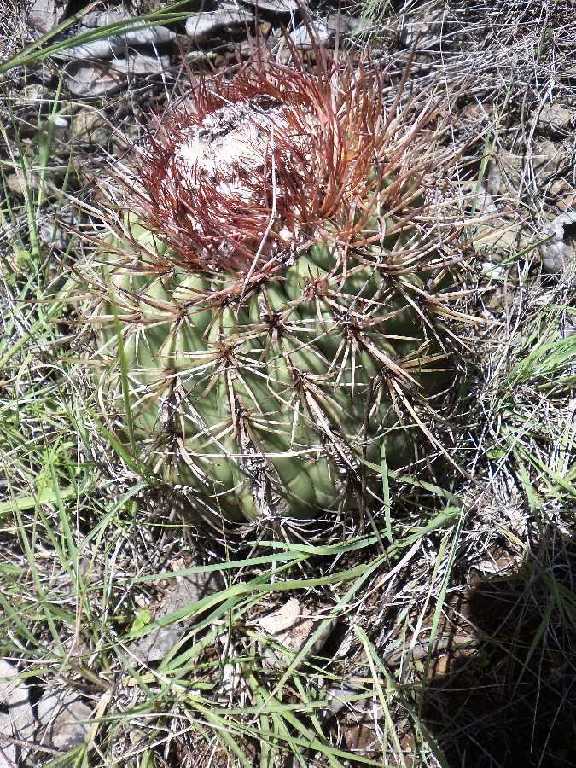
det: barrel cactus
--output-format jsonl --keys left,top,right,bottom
{"left": 84, "top": 57, "right": 468, "bottom": 525}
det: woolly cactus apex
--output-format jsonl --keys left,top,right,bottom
{"left": 87, "top": 55, "right": 473, "bottom": 528}
{"left": 128, "top": 58, "right": 427, "bottom": 276}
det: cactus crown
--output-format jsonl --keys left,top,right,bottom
{"left": 128, "top": 57, "right": 429, "bottom": 279}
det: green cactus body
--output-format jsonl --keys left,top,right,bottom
{"left": 95, "top": 226, "right": 442, "bottom": 522}
{"left": 88, "top": 58, "right": 461, "bottom": 523}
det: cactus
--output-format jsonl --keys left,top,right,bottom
{"left": 85, "top": 57, "right": 469, "bottom": 524}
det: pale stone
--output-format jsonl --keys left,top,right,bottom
{"left": 82, "top": 10, "right": 131, "bottom": 28}
{"left": 240, "top": 0, "right": 300, "bottom": 16}
{"left": 0, "top": 659, "right": 34, "bottom": 763}
{"left": 185, "top": 8, "right": 254, "bottom": 43}
{"left": 37, "top": 692, "right": 92, "bottom": 751}
{"left": 71, "top": 109, "right": 109, "bottom": 144}
{"left": 289, "top": 19, "right": 332, "bottom": 48}
{"left": 61, "top": 39, "right": 117, "bottom": 60}
{"left": 542, "top": 212, "right": 576, "bottom": 274}
{"left": 538, "top": 102, "right": 575, "bottom": 134}
{"left": 129, "top": 572, "right": 222, "bottom": 663}
{"left": 257, "top": 598, "right": 333, "bottom": 667}
{"left": 117, "top": 24, "right": 176, "bottom": 47}
{"left": 65, "top": 63, "right": 125, "bottom": 97}
{"left": 29, "top": 0, "right": 66, "bottom": 35}
{"left": 109, "top": 53, "right": 171, "bottom": 75}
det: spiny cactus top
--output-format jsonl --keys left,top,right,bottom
{"left": 88, "top": 56, "right": 467, "bottom": 525}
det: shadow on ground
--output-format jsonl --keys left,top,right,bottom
{"left": 421, "top": 529, "right": 576, "bottom": 768}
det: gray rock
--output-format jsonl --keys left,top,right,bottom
{"left": 0, "top": 659, "right": 35, "bottom": 763}
{"left": 129, "top": 572, "right": 222, "bottom": 663}
{"left": 289, "top": 19, "right": 332, "bottom": 48}
{"left": 532, "top": 139, "right": 564, "bottom": 176}
{"left": 186, "top": 8, "right": 255, "bottom": 44}
{"left": 110, "top": 53, "right": 171, "bottom": 75}
{"left": 65, "top": 63, "right": 125, "bottom": 97}
{"left": 399, "top": 9, "right": 451, "bottom": 48}
{"left": 71, "top": 109, "right": 109, "bottom": 144}
{"left": 29, "top": 0, "right": 67, "bottom": 35}
{"left": 326, "top": 13, "right": 370, "bottom": 36}
{"left": 117, "top": 24, "right": 176, "bottom": 47}
{"left": 0, "top": 713, "right": 17, "bottom": 768}
{"left": 37, "top": 691, "right": 92, "bottom": 751}
{"left": 0, "top": 659, "right": 27, "bottom": 709}
{"left": 542, "top": 212, "right": 576, "bottom": 274}
{"left": 59, "top": 39, "right": 117, "bottom": 61}
{"left": 51, "top": 114, "right": 69, "bottom": 128}
{"left": 6, "top": 171, "right": 35, "bottom": 196}
{"left": 82, "top": 10, "right": 131, "bottom": 28}
{"left": 82, "top": 7, "right": 176, "bottom": 48}
{"left": 58, "top": 19, "right": 175, "bottom": 61}
{"left": 240, "top": 0, "right": 300, "bottom": 17}
{"left": 257, "top": 598, "right": 334, "bottom": 669}
{"left": 538, "top": 103, "right": 575, "bottom": 134}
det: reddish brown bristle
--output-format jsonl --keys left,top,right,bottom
{"left": 122, "top": 53, "right": 405, "bottom": 279}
